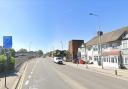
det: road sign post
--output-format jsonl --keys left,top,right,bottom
{"left": 3, "top": 36, "right": 12, "bottom": 88}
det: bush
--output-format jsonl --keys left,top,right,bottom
{"left": 0, "top": 55, "right": 6, "bottom": 64}
{"left": 8, "top": 57, "right": 15, "bottom": 70}
{"left": 0, "top": 55, "right": 6, "bottom": 72}
{"left": 0, "top": 55, "right": 15, "bottom": 71}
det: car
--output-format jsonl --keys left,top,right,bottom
{"left": 54, "top": 57, "right": 63, "bottom": 64}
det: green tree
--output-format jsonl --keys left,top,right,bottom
{"left": 0, "top": 55, "right": 6, "bottom": 64}
{"left": 37, "top": 50, "right": 43, "bottom": 57}
{"left": 0, "top": 49, "right": 4, "bottom": 55}
{"left": 0, "top": 55, "right": 6, "bottom": 71}
{"left": 18, "top": 48, "right": 27, "bottom": 53}
{"left": 9, "top": 48, "right": 15, "bottom": 57}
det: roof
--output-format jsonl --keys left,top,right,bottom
{"left": 102, "top": 50, "right": 121, "bottom": 56}
{"left": 69, "top": 40, "right": 84, "bottom": 42}
{"left": 86, "top": 26, "right": 128, "bottom": 46}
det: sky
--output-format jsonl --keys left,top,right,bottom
{"left": 0, "top": 0, "right": 128, "bottom": 53}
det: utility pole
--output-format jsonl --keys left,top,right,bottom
{"left": 89, "top": 13, "right": 103, "bottom": 69}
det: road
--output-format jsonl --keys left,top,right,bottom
{"left": 22, "top": 58, "right": 128, "bottom": 89}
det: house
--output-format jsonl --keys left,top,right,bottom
{"left": 78, "top": 43, "right": 87, "bottom": 61}
{"left": 121, "top": 30, "right": 128, "bottom": 68}
{"left": 85, "top": 26, "right": 128, "bottom": 69}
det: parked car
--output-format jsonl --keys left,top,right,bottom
{"left": 54, "top": 57, "right": 63, "bottom": 64}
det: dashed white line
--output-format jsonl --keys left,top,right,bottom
{"left": 28, "top": 75, "right": 32, "bottom": 79}
{"left": 25, "top": 80, "right": 29, "bottom": 85}
{"left": 31, "top": 72, "right": 33, "bottom": 74}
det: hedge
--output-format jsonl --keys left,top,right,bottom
{"left": 0, "top": 55, "right": 15, "bottom": 72}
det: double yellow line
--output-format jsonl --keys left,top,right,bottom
{"left": 16, "top": 62, "right": 29, "bottom": 89}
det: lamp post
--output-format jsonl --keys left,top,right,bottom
{"left": 89, "top": 13, "right": 103, "bottom": 69}
{"left": 89, "top": 13, "right": 101, "bottom": 30}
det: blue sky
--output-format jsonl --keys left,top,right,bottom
{"left": 0, "top": 0, "right": 128, "bottom": 52}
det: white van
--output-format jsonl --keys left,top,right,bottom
{"left": 54, "top": 57, "right": 63, "bottom": 64}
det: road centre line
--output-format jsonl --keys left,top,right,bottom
{"left": 25, "top": 80, "right": 29, "bottom": 85}
{"left": 50, "top": 65, "right": 88, "bottom": 89}
{"left": 28, "top": 75, "right": 32, "bottom": 79}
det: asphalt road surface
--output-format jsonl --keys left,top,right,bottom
{"left": 22, "top": 58, "right": 128, "bottom": 89}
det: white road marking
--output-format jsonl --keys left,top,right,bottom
{"left": 28, "top": 75, "right": 32, "bottom": 79}
{"left": 31, "top": 72, "right": 33, "bottom": 74}
{"left": 29, "top": 86, "right": 38, "bottom": 89}
{"left": 51, "top": 66, "right": 88, "bottom": 89}
{"left": 32, "top": 69, "right": 34, "bottom": 72}
{"left": 25, "top": 80, "right": 29, "bottom": 85}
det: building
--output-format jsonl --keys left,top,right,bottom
{"left": 78, "top": 43, "right": 87, "bottom": 61}
{"left": 69, "top": 40, "right": 84, "bottom": 60}
{"left": 86, "top": 26, "right": 128, "bottom": 69}
{"left": 121, "top": 30, "right": 128, "bottom": 68}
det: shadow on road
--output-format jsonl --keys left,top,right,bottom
{"left": 58, "top": 63, "right": 66, "bottom": 65}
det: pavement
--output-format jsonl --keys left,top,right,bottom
{"left": 65, "top": 62, "right": 128, "bottom": 81}
{"left": 0, "top": 60, "right": 28, "bottom": 89}
{"left": 19, "top": 57, "right": 128, "bottom": 89}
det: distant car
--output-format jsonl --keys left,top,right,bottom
{"left": 54, "top": 57, "right": 63, "bottom": 64}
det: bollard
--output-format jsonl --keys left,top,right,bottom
{"left": 86, "top": 64, "right": 88, "bottom": 69}
{"left": 115, "top": 70, "right": 117, "bottom": 75}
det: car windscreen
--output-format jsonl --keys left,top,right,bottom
{"left": 56, "top": 58, "right": 62, "bottom": 60}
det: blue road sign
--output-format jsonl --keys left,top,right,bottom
{"left": 3, "top": 36, "right": 12, "bottom": 48}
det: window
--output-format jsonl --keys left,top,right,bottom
{"left": 93, "top": 45, "right": 98, "bottom": 51}
{"left": 106, "top": 58, "right": 108, "bottom": 62}
{"left": 115, "top": 57, "right": 118, "bottom": 63}
{"left": 104, "top": 57, "right": 107, "bottom": 62}
{"left": 103, "top": 57, "right": 106, "bottom": 62}
{"left": 108, "top": 57, "right": 110, "bottom": 62}
{"left": 112, "top": 43, "right": 118, "bottom": 49}
{"left": 122, "top": 40, "right": 127, "bottom": 48}
{"left": 125, "top": 57, "right": 128, "bottom": 64}
{"left": 102, "top": 44, "right": 108, "bottom": 50}
{"left": 109, "top": 43, "right": 112, "bottom": 47}
{"left": 88, "top": 47, "right": 92, "bottom": 51}
{"left": 94, "top": 56, "right": 98, "bottom": 61}
{"left": 111, "top": 57, "right": 114, "bottom": 63}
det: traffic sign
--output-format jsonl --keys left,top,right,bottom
{"left": 3, "top": 36, "right": 12, "bottom": 48}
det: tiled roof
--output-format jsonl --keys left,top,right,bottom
{"left": 86, "top": 26, "right": 128, "bottom": 46}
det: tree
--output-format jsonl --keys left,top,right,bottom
{"left": 18, "top": 48, "right": 27, "bottom": 53}
{"left": 37, "top": 50, "right": 43, "bottom": 57}
{"left": 53, "top": 50, "right": 61, "bottom": 57}
{"left": 9, "top": 48, "right": 15, "bottom": 57}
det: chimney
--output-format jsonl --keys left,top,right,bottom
{"left": 97, "top": 31, "right": 103, "bottom": 36}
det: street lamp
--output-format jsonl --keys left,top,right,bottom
{"left": 89, "top": 13, "right": 103, "bottom": 69}
{"left": 89, "top": 13, "right": 101, "bottom": 30}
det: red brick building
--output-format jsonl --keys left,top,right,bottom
{"left": 69, "top": 40, "right": 84, "bottom": 60}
